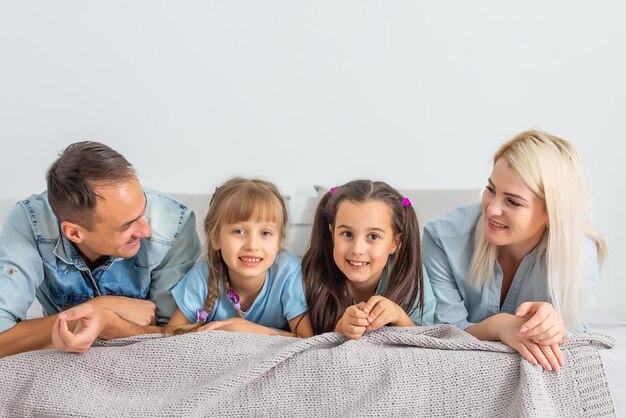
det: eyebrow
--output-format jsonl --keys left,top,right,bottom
{"left": 118, "top": 192, "right": 148, "bottom": 230}
{"left": 488, "top": 178, "right": 529, "bottom": 203}
{"left": 336, "top": 224, "right": 386, "bottom": 233}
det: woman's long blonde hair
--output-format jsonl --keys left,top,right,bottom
{"left": 469, "top": 130, "right": 605, "bottom": 328}
{"left": 172, "top": 177, "right": 288, "bottom": 335}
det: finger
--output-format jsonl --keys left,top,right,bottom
{"left": 57, "top": 318, "right": 79, "bottom": 347}
{"left": 60, "top": 303, "right": 96, "bottom": 321}
{"left": 348, "top": 307, "right": 369, "bottom": 319}
{"left": 201, "top": 321, "right": 225, "bottom": 331}
{"left": 348, "top": 317, "right": 371, "bottom": 327}
{"left": 551, "top": 343, "right": 565, "bottom": 367}
{"left": 540, "top": 344, "right": 561, "bottom": 372}
{"left": 525, "top": 341, "right": 552, "bottom": 371}
{"left": 355, "top": 302, "right": 367, "bottom": 311}
{"left": 368, "top": 309, "right": 392, "bottom": 330}
{"left": 520, "top": 309, "right": 551, "bottom": 334}
{"left": 362, "top": 296, "right": 384, "bottom": 315}
{"left": 524, "top": 321, "right": 556, "bottom": 339}
{"left": 515, "top": 302, "right": 536, "bottom": 318}
{"left": 367, "top": 301, "right": 387, "bottom": 323}
{"left": 514, "top": 342, "right": 538, "bottom": 366}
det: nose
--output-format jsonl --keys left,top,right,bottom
{"left": 244, "top": 234, "right": 260, "bottom": 251}
{"left": 134, "top": 217, "right": 151, "bottom": 239}
{"left": 350, "top": 237, "right": 367, "bottom": 255}
{"left": 486, "top": 198, "right": 503, "bottom": 217}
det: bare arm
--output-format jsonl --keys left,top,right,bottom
{"left": 52, "top": 303, "right": 162, "bottom": 353}
{"left": 0, "top": 315, "right": 69, "bottom": 358}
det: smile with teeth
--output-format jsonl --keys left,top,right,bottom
{"left": 489, "top": 218, "right": 508, "bottom": 229}
{"left": 347, "top": 260, "right": 369, "bottom": 267}
{"left": 239, "top": 257, "right": 262, "bottom": 263}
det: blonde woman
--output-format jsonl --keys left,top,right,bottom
{"left": 423, "top": 130, "right": 604, "bottom": 372}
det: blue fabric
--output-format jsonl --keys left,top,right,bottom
{"left": 0, "top": 189, "right": 201, "bottom": 333}
{"left": 172, "top": 251, "right": 307, "bottom": 331}
{"left": 375, "top": 264, "right": 436, "bottom": 326}
{"left": 423, "top": 204, "right": 599, "bottom": 331}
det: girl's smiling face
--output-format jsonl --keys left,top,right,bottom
{"left": 214, "top": 220, "right": 281, "bottom": 286}
{"left": 331, "top": 200, "right": 399, "bottom": 294}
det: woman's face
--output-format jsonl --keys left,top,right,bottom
{"left": 481, "top": 157, "right": 549, "bottom": 258}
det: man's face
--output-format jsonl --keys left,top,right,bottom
{"left": 71, "top": 179, "right": 151, "bottom": 264}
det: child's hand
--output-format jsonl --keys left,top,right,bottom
{"left": 362, "top": 296, "right": 413, "bottom": 330}
{"left": 198, "top": 317, "right": 249, "bottom": 332}
{"left": 338, "top": 302, "right": 370, "bottom": 339}
{"left": 515, "top": 302, "right": 567, "bottom": 346}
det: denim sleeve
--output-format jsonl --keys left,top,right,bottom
{"left": 0, "top": 205, "right": 45, "bottom": 333}
{"left": 149, "top": 210, "right": 202, "bottom": 324}
{"left": 422, "top": 226, "right": 474, "bottom": 330}
{"left": 279, "top": 260, "right": 308, "bottom": 322}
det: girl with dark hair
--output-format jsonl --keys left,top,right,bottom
{"left": 302, "top": 180, "right": 435, "bottom": 338}
{"left": 166, "top": 177, "right": 313, "bottom": 337}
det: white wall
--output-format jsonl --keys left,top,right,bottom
{"left": 1, "top": 1, "right": 625, "bottom": 320}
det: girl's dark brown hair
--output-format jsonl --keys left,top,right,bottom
{"left": 302, "top": 180, "right": 423, "bottom": 335}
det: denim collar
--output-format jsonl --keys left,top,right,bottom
{"left": 52, "top": 234, "right": 121, "bottom": 272}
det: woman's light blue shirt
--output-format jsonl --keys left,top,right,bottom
{"left": 172, "top": 251, "right": 307, "bottom": 331}
{"left": 422, "top": 204, "right": 599, "bottom": 330}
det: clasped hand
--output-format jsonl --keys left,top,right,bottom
{"left": 340, "top": 296, "right": 408, "bottom": 339}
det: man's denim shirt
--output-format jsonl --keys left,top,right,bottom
{"left": 0, "top": 189, "right": 201, "bottom": 333}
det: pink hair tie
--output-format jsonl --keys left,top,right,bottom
{"left": 402, "top": 197, "right": 412, "bottom": 207}
{"left": 329, "top": 187, "right": 337, "bottom": 195}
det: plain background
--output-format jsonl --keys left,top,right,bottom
{"left": 1, "top": 1, "right": 624, "bottom": 320}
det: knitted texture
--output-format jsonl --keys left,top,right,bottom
{"left": 0, "top": 325, "right": 616, "bottom": 417}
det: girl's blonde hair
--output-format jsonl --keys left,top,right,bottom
{"left": 469, "top": 130, "right": 605, "bottom": 328}
{"left": 172, "top": 177, "right": 288, "bottom": 335}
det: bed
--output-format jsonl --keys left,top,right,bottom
{"left": 1, "top": 190, "right": 624, "bottom": 417}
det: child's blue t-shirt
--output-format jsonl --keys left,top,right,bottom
{"left": 171, "top": 251, "right": 307, "bottom": 331}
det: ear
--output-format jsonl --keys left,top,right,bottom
{"left": 328, "top": 224, "right": 334, "bottom": 242}
{"left": 211, "top": 236, "right": 221, "bottom": 250}
{"left": 390, "top": 233, "right": 402, "bottom": 255}
{"left": 61, "top": 221, "right": 86, "bottom": 244}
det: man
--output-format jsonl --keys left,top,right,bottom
{"left": 0, "top": 142, "right": 201, "bottom": 357}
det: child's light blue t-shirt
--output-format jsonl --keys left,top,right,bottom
{"left": 171, "top": 251, "right": 307, "bottom": 331}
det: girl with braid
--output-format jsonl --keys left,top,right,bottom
{"left": 302, "top": 180, "right": 436, "bottom": 338}
{"left": 166, "top": 178, "right": 313, "bottom": 337}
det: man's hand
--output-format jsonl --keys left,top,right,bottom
{"left": 90, "top": 296, "right": 156, "bottom": 326}
{"left": 52, "top": 303, "right": 110, "bottom": 353}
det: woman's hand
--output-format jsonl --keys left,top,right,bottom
{"left": 336, "top": 302, "right": 370, "bottom": 339}
{"left": 362, "top": 296, "right": 414, "bottom": 330}
{"left": 497, "top": 313, "right": 565, "bottom": 372}
{"left": 515, "top": 302, "right": 566, "bottom": 346}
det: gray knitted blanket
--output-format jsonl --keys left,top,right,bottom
{"left": 0, "top": 325, "right": 616, "bottom": 417}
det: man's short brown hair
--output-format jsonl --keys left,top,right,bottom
{"left": 46, "top": 141, "right": 137, "bottom": 229}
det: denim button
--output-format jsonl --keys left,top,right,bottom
{"left": 7, "top": 267, "right": 15, "bottom": 276}
{"left": 62, "top": 303, "right": 69, "bottom": 309}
